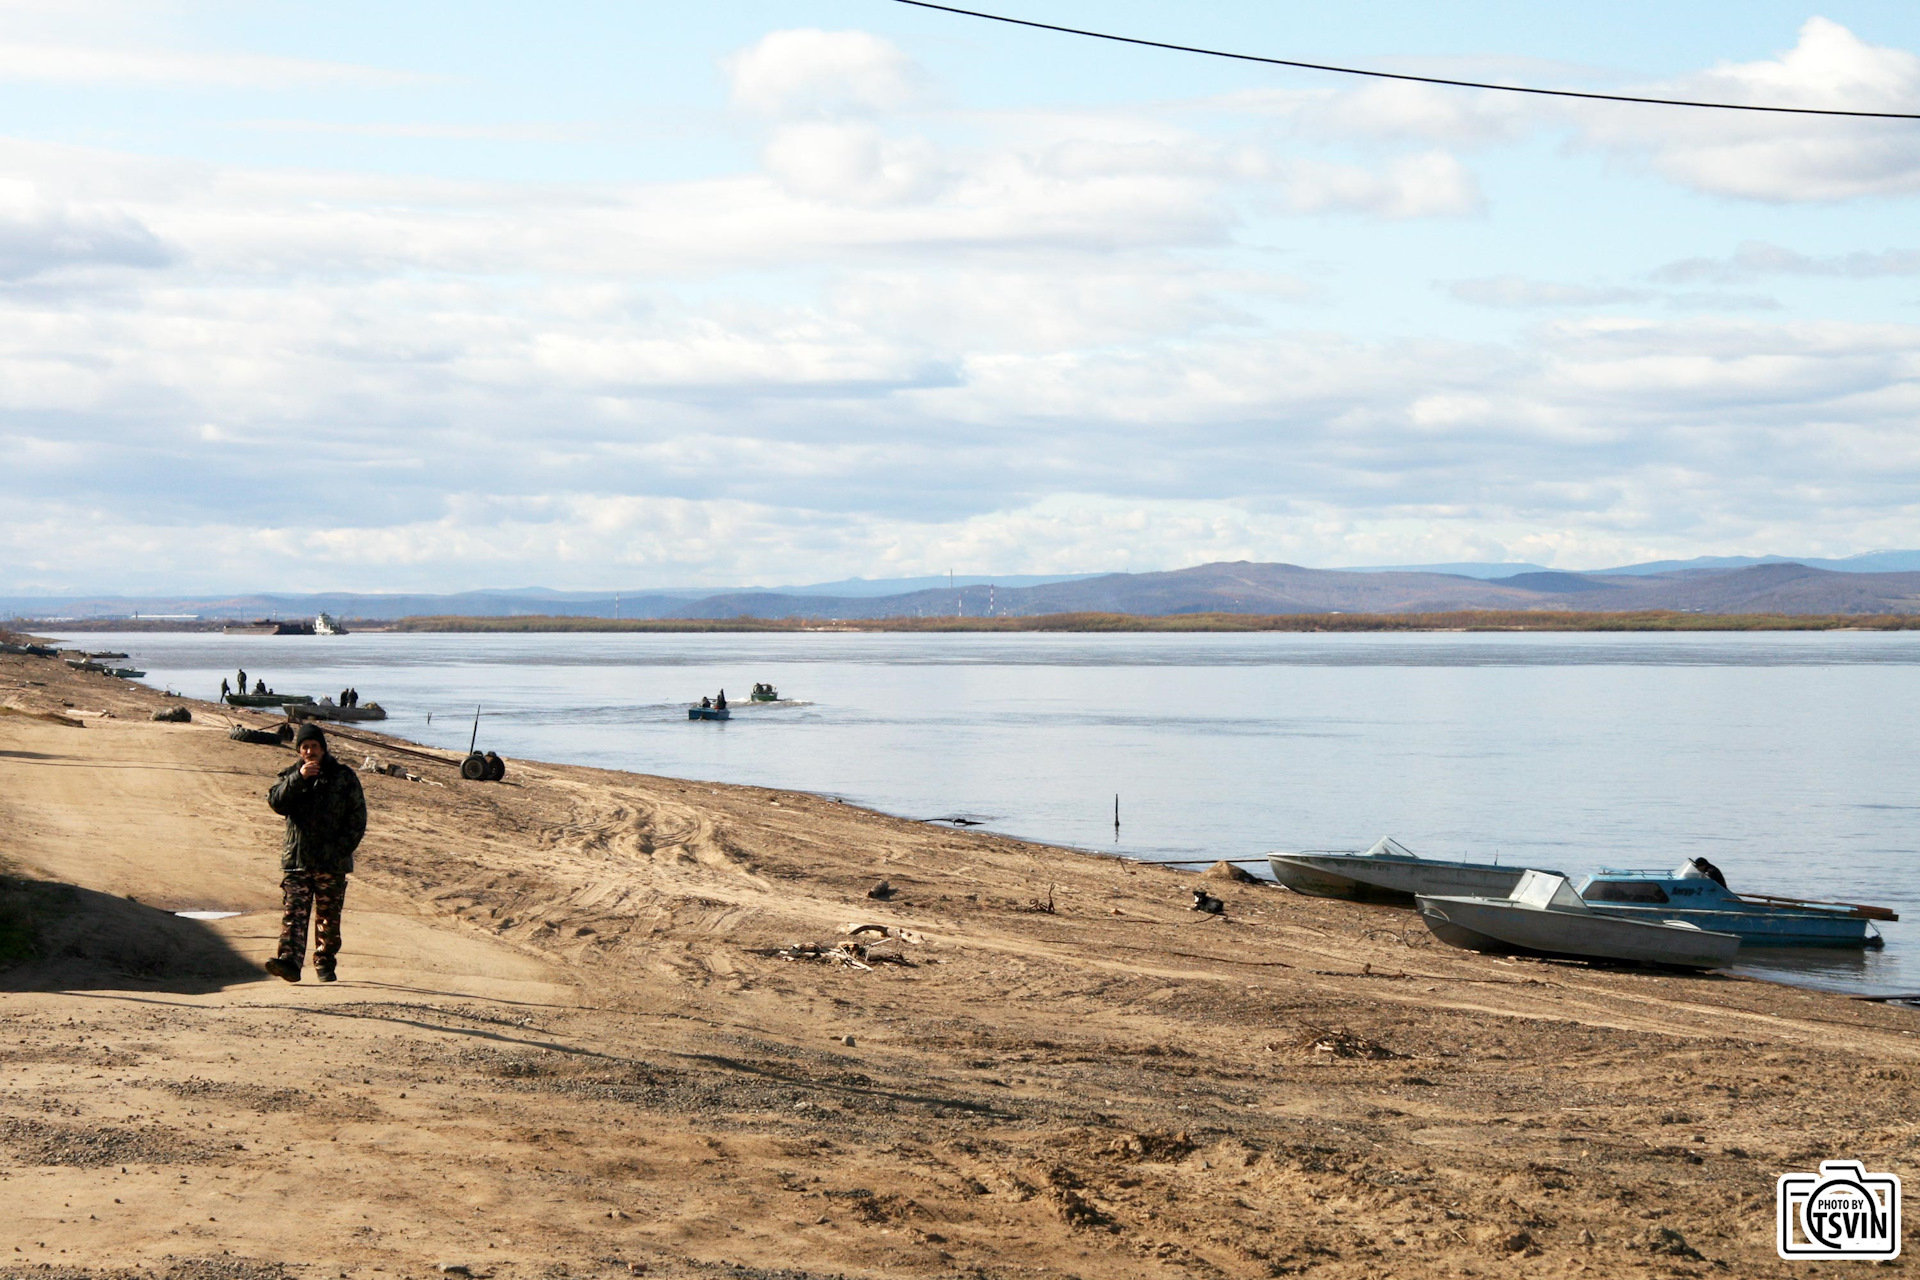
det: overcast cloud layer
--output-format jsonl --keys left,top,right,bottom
{"left": 4, "top": 2, "right": 1920, "bottom": 592}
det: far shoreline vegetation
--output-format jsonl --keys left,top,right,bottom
{"left": 377, "top": 610, "right": 1920, "bottom": 633}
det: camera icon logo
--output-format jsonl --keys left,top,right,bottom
{"left": 1778, "top": 1160, "right": 1902, "bottom": 1260}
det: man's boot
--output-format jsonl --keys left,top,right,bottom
{"left": 264, "top": 956, "right": 301, "bottom": 983}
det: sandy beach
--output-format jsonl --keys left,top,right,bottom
{"left": 3, "top": 648, "right": 1916, "bottom": 1280}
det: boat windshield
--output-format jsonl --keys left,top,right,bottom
{"left": 1363, "top": 837, "right": 1417, "bottom": 860}
{"left": 1511, "top": 871, "right": 1591, "bottom": 913}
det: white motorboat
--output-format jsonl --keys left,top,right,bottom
{"left": 1416, "top": 870, "right": 1741, "bottom": 969}
{"left": 1268, "top": 837, "right": 1553, "bottom": 905}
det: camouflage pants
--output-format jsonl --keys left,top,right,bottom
{"left": 278, "top": 871, "right": 347, "bottom": 970}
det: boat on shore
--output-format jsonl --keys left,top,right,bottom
{"left": 1268, "top": 837, "right": 1554, "bottom": 906}
{"left": 288, "top": 699, "right": 387, "bottom": 722}
{"left": 1417, "top": 870, "right": 1741, "bottom": 969}
{"left": 224, "top": 692, "right": 314, "bottom": 708}
{"left": 1578, "top": 860, "right": 1896, "bottom": 949}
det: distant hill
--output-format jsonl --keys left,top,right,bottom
{"left": 14, "top": 559, "right": 1920, "bottom": 625}
{"left": 669, "top": 561, "right": 1920, "bottom": 620}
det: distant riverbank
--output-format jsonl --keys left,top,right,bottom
{"left": 377, "top": 609, "right": 1920, "bottom": 633}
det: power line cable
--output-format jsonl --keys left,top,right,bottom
{"left": 890, "top": 0, "right": 1920, "bottom": 121}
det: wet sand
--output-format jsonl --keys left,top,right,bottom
{"left": 3, "top": 650, "right": 1916, "bottom": 1279}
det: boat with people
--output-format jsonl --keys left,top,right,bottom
{"left": 688, "top": 706, "right": 731, "bottom": 721}
{"left": 1416, "top": 870, "right": 1741, "bottom": 969}
{"left": 224, "top": 692, "right": 314, "bottom": 708}
{"left": 288, "top": 698, "right": 387, "bottom": 722}
{"left": 1576, "top": 858, "right": 1896, "bottom": 948}
{"left": 1268, "top": 837, "right": 1557, "bottom": 905}
{"left": 750, "top": 682, "right": 780, "bottom": 702}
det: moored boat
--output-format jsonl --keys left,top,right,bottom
{"left": 1268, "top": 837, "right": 1555, "bottom": 906}
{"left": 1578, "top": 860, "right": 1896, "bottom": 949}
{"left": 1416, "top": 870, "right": 1741, "bottom": 969}
{"left": 224, "top": 692, "right": 314, "bottom": 708}
{"left": 288, "top": 699, "right": 387, "bottom": 722}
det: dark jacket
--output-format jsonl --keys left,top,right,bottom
{"left": 267, "top": 754, "right": 367, "bottom": 874}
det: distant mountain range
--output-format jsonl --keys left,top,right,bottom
{"left": 11, "top": 558, "right": 1920, "bottom": 622}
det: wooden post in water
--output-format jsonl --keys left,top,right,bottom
{"left": 1114, "top": 793, "right": 1120, "bottom": 841}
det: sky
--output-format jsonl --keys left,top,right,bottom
{"left": 4, "top": 0, "right": 1920, "bottom": 593}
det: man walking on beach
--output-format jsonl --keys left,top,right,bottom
{"left": 265, "top": 723, "right": 366, "bottom": 983}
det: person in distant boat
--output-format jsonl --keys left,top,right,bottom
{"left": 349, "top": 689, "right": 359, "bottom": 707}
{"left": 264, "top": 723, "right": 366, "bottom": 984}
{"left": 714, "top": 689, "right": 727, "bottom": 711}
{"left": 340, "top": 687, "right": 350, "bottom": 705}
{"left": 221, "top": 678, "right": 231, "bottom": 701}
{"left": 237, "top": 668, "right": 247, "bottom": 694}
{"left": 255, "top": 679, "right": 267, "bottom": 695}
{"left": 700, "top": 696, "right": 712, "bottom": 709}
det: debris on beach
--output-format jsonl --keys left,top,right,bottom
{"left": 151, "top": 705, "right": 191, "bottom": 723}
{"left": 774, "top": 924, "right": 925, "bottom": 969}
{"left": 866, "top": 879, "right": 894, "bottom": 900}
{"left": 361, "top": 754, "right": 444, "bottom": 786}
{"left": 1298, "top": 1027, "right": 1404, "bottom": 1059}
{"left": 228, "top": 723, "right": 291, "bottom": 746}
{"left": 1203, "top": 860, "right": 1259, "bottom": 883}
{"left": 1012, "top": 883, "right": 1057, "bottom": 914}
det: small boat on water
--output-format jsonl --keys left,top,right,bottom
{"left": 688, "top": 706, "right": 730, "bottom": 721}
{"left": 225, "top": 692, "right": 314, "bottom": 708}
{"left": 288, "top": 699, "right": 387, "bottom": 722}
{"left": 1578, "top": 859, "right": 1896, "bottom": 949}
{"left": 1268, "top": 837, "right": 1557, "bottom": 906}
{"left": 106, "top": 667, "right": 145, "bottom": 679}
{"left": 1417, "top": 870, "right": 1741, "bottom": 969}
{"left": 750, "top": 682, "right": 780, "bottom": 702}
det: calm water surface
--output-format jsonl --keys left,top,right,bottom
{"left": 66, "top": 629, "right": 1920, "bottom": 998}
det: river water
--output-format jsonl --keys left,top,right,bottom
{"left": 62, "top": 629, "right": 1920, "bottom": 998}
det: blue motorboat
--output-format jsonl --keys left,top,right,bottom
{"left": 688, "top": 706, "right": 730, "bottom": 721}
{"left": 1576, "top": 859, "right": 1897, "bottom": 949}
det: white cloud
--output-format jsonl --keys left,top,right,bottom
{"left": 725, "top": 29, "right": 927, "bottom": 118}
{"left": 0, "top": 40, "right": 434, "bottom": 88}
{"left": 1574, "top": 18, "right": 1920, "bottom": 202}
{"left": 1656, "top": 240, "right": 1920, "bottom": 283}
{"left": 1277, "top": 150, "right": 1483, "bottom": 218}
{"left": 762, "top": 121, "right": 948, "bottom": 206}
{"left": 1449, "top": 276, "right": 1651, "bottom": 308}
{"left": 0, "top": 189, "right": 171, "bottom": 279}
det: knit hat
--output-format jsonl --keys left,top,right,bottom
{"left": 293, "top": 722, "right": 327, "bottom": 748}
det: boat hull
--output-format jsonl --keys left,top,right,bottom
{"left": 1416, "top": 895, "right": 1740, "bottom": 969}
{"left": 1585, "top": 903, "right": 1881, "bottom": 948}
{"left": 226, "top": 693, "right": 313, "bottom": 708}
{"left": 287, "top": 702, "right": 386, "bottom": 722}
{"left": 1268, "top": 854, "right": 1537, "bottom": 906}
{"left": 688, "top": 707, "right": 731, "bottom": 721}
